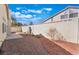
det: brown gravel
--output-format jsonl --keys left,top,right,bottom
{"left": 1, "top": 34, "right": 71, "bottom": 55}
{"left": 39, "top": 36, "right": 71, "bottom": 55}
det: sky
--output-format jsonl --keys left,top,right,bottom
{"left": 8, "top": 4, "right": 79, "bottom": 25}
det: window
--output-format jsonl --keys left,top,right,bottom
{"left": 4, "top": 24, "right": 6, "bottom": 33}
{"left": 60, "top": 14, "right": 68, "bottom": 19}
{"left": 2, "top": 23, "right": 6, "bottom": 33}
{"left": 2, "top": 23, "right": 4, "bottom": 33}
{"left": 69, "top": 13, "right": 78, "bottom": 18}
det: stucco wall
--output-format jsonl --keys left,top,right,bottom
{"left": 53, "top": 9, "right": 69, "bottom": 22}
{"left": 11, "top": 26, "right": 22, "bottom": 33}
{"left": 22, "top": 18, "right": 79, "bottom": 44}
{"left": 0, "top": 5, "right": 8, "bottom": 47}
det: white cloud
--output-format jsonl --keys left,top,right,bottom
{"left": 44, "top": 8, "right": 52, "bottom": 11}
{"left": 36, "top": 10, "right": 42, "bottom": 13}
{"left": 28, "top": 9, "right": 42, "bottom": 14}
{"left": 15, "top": 13, "right": 33, "bottom": 19}
{"left": 22, "top": 10, "right": 27, "bottom": 13}
{"left": 16, "top": 7, "right": 20, "bottom": 10}
{"left": 22, "top": 14, "right": 33, "bottom": 18}
{"left": 9, "top": 10, "right": 21, "bottom": 16}
{"left": 33, "top": 15, "right": 36, "bottom": 17}
{"left": 15, "top": 12, "right": 21, "bottom": 15}
{"left": 14, "top": 12, "right": 21, "bottom": 18}
{"left": 10, "top": 10, "right": 33, "bottom": 19}
{"left": 26, "top": 8, "right": 52, "bottom": 14}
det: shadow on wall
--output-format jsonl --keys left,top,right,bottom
{"left": 46, "top": 28, "right": 66, "bottom": 41}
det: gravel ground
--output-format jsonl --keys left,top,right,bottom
{"left": 1, "top": 34, "right": 71, "bottom": 55}
{"left": 39, "top": 36, "right": 71, "bottom": 55}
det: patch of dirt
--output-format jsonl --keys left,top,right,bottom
{"left": 1, "top": 34, "right": 71, "bottom": 55}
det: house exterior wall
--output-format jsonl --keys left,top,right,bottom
{"left": 53, "top": 9, "right": 70, "bottom": 22}
{"left": 0, "top": 4, "right": 10, "bottom": 47}
{"left": 53, "top": 8, "right": 79, "bottom": 22}
{"left": 22, "top": 7, "right": 79, "bottom": 44}
{"left": 7, "top": 8, "right": 12, "bottom": 35}
{"left": 44, "top": 18, "right": 52, "bottom": 23}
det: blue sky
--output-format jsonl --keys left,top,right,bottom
{"left": 8, "top": 4, "right": 79, "bottom": 24}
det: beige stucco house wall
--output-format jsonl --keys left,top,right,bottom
{"left": 0, "top": 4, "right": 11, "bottom": 47}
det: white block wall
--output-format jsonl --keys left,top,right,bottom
{"left": 22, "top": 18, "right": 79, "bottom": 44}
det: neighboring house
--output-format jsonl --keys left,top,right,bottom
{"left": 43, "top": 6, "right": 79, "bottom": 23}
{"left": 0, "top": 4, "right": 11, "bottom": 47}
{"left": 22, "top": 6, "right": 79, "bottom": 44}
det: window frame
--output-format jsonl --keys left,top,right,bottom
{"left": 69, "top": 13, "right": 78, "bottom": 18}
{"left": 60, "top": 14, "right": 68, "bottom": 19}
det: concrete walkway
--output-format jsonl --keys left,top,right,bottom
{"left": 6, "top": 33, "right": 23, "bottom": 40}
{"left": 53, "top": 40, "right": 79, "bottom": 55}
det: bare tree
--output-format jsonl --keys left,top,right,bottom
{"left": 47, "top": 28, "right": 57, "bottom": 40}
{"left": 47, "top": 28, "right": 65, "bottom": 40}
{"left": 11, "top": 16, "right": 22, "bottom": 26}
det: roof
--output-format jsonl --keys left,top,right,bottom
{"left": 42, "top": 6, "right": 79, "bottom": 23}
